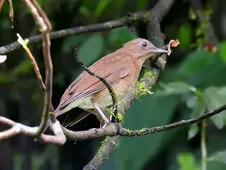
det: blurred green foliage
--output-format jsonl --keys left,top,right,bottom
{"left": 177, "top": 152, "right": 200, "bottom": 170}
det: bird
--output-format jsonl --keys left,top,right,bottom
{"left": 52, "top": 38, "right": 168, "bottom": 128}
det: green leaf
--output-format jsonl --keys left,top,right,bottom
{"left": 179, "top": 49, "right": 226, "bottom": 86}
{"left": 186, "top": 96, "right": 197, "bottom": 109}
{"left": 219, "top": 42, "right": 226, "bottom": 62}
{"left": 203, "top": 87, "right": 226, "bottom": 129}
{"left": 188, "top": 124, "right": 199, "bottom": 140}
{"left": 157, "top": 82, "right": 196, "bottom": 95}
{"left": 208, "top": 150, "right": 226, "bottom": 164}
{"left": 79, "top": 6, "right": 91, "bottom": 17}
{"left": 108, "top": 27, "right": 137, "bottom": 47}
{"left": 190, "top": 96, "right": 206, "bottom": 117}
{"left": 178, "top": 23, "right": 192, "bottom": 50}
{"left": 177, "top": 152, "right": 200, "bottom": 170}
{"left": 186, "top": 93, "right": 206, "bottom": 139}
{"left": 137, "top": 0, "right": 148, "bottom": 10}
{"left": 78, "top": 34, "right": 104, "bottom": 65}
{"left": 179, "top": 49, "right": 216, "bottom": 76}
{"left": 94, "top": 0, "right": 110, "bottom": 18}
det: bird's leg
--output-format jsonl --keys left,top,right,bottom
{"left": 93, "top": 102, "right": 109, "bottom": 128}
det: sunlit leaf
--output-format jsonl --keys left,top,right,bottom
{"left": 189, "top": 95, "right": 206, "bottom": 117}
{"left": 188, "top": 124, "right": 199, "bottom": 140}
{"left": 79, "top": 6, "right": 91, "bottom": 17}
{"left": 94, "top": 0, "right": 110, "bottom": 18}
{"left": 203, "top": 87, "right": 226, "bottom": 129}
{"left": 157, "top": 82, "right": 196, "bottom": 95}
{"left": 177, "top": 152, "right": 200, "bottom": 170}
{"left": 186, "top": 96, "right": 197, "bottom": 109}
{"left": 187, "top": 95, "right": 206, "bottom": 139}
{"left": 208, "top": 150, "right": 226, "bottom": 164}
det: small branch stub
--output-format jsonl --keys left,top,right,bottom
{"left": 0, "top": 55, "right": 7, "bottom": 63}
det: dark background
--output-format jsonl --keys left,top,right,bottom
{"left": 0, "top": 0, "right": 226, "bottom": 170}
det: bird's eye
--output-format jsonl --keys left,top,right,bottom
{"left": 139, "top": 41, "right": 148, "bottom": 48}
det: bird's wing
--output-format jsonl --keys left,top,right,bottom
{"left": 58, "top": 58, "right": 131, "bottom": 110}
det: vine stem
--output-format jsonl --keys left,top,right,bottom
{"left": 201, "top": 120, "right": 207, "bottom": 170}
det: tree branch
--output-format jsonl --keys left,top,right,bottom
{"left": 63, "top": 104, "right": 226, "bottom": 140}
{"left": 151, "top": 0, "right": 175, "bottom": 22}
{"left": 83, "top": 136, "right": 119, "bottom": 170}
{"left": 0, "top": 116, "right": 66, "bottom": 144}
{"left": 1, "top": 102, "right": 225, "bottom": 143}
{"left": 0, "top": 9, "right": 169, "bottom": 55}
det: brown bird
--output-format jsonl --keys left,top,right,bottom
{"left": 53, "top": 38, "right": 168, "bottom": 127}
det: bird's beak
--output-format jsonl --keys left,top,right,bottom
{"left": 150, "top": 48, "right": 168, "bottom": 54}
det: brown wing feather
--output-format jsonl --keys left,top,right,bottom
{"left": 58, "top": 51, "right": 133, "bottom": 110}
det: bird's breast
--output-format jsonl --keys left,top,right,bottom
{"left": 91, "top": 72, "right": 138, "bottom": 108}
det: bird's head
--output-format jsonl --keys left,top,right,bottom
{"left": 123, "top": 38, "right": 168, "bottom": 63}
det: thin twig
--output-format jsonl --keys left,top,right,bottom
{"left": 63, "top": 104, "right": 226, "bottom": 140}
{"left": 0, "top": 0, "right": 6, "bottom": 13}
{"left": 21, "top": 0, "right": 53, "bottom": 136}
{"left": 73, "top": 49, "right": 119, "bottom": 122}
{"left": 201, "top": 121, "right": 207, "bottom": 170}
{"left": 0, "top": 116, "right": 15, "bottom": 126}
{"left": 8, "top": 0, "right": 13, "bottom": 28}
{"left": 17, "top": 33, "right": 46, "bottom": 92}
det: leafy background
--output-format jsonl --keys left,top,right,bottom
{"left": 0, "top": 0, "right": 226, "bottom": 170}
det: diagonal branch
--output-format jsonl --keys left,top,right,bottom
{"left": 63, "top": 104, "right": 226, "bottom": 140}
{"left": 83, "top": 136, "right": 119, "bottom": 170}
{"left": 17, "top": 34, "right": 46, "bottom": 92}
